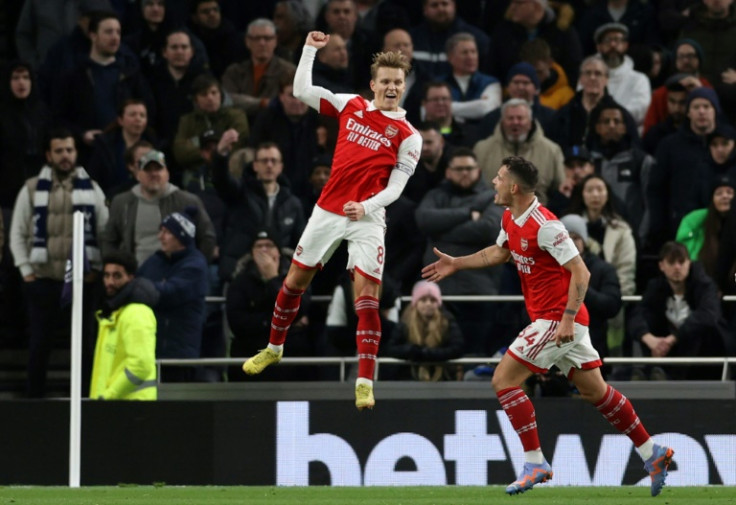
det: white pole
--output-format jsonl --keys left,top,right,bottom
{"left": 69, "top": 211, "right": 85, "bottom": 487}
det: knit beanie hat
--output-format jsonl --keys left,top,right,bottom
{"left": 161, "top": 206, "right": 197, "bottom": 247}
{"left": 506, "top": 62, "right": 540, "bottom": 90}
{"left": 560, "top": 214, "right": 589, "bottom": 242}
{"left": 686, "top": 87, "right": 722, "bottom": 114}
{"left": 675, "top": 38, "right": 704, "bottom": 65}
{"left": 411, "top": 281, "right": 442, "bottom": 307}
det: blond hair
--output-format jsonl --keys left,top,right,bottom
{"left": 401, "top": 305, "right": 449, "bottom": 381}
{"left": 370, "top": 51, "right": 411, "bottom": 79}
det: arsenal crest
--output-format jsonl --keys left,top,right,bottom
{"left": 296, "top": 245, "right": 303, "bottom": 256}
{"left": 520, "top": 238, "right": 528, "bottom": 251}
{"left": 385, "top": 125, "right": 398, "bottom": 138}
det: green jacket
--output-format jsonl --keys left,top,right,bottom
{"left": 676, "top": 208, "right": 708, "bottom": 260}
{"left": 90, "top": 295, "right": 158, "bottom": 400}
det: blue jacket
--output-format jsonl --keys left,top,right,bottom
{"left": 410, "top": 17, "right": 491, "bottom": 78}
{"left": 138, "top": 245, "right": 209, "bottom": 359}
{"left": 443, "top": 71, "right": 499, "bottom": 103}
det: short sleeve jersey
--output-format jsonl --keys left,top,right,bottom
{"left": 495, "top": 199, "right": 590, "bottom": 325}
{"left": 315, "top": 95, "right": 421, "bottom": 214}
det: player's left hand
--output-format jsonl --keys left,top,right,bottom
{"left": 554, "top": 319, "right": 575, "bottom": 347}
{"left": 343, "top": 201, "right": 365, "bottom": 221}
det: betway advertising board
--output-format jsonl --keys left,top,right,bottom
{"left": 0, "top": 399, "right": 734, "bottom": 485}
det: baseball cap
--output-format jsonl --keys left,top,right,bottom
{"left": 138, "top": 149, "right": 166, "bottom": 170}
{"left": 564, "top": 145, "right": 592, "bottom": 165}
{"left": 199, "top": 129, "right": 221, "bottom": 147}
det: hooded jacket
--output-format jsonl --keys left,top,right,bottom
{"left": 90, "top": 277, "right": 159, "bottom": 400}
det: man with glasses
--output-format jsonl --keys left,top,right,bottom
{"left": 211, "top": 139, "right": 306, "bottom": 282}
{"left": 415, "top": 147, "right": 504, "bottom": 355}
{"left": 593, "top": 22, "right": 651, "bottom": 126}
{"left": 239, "top": 31, "right": 422, "bottom": 410}
{"left": 421, "top": 81, "right": 475, "bottom": 147}
{"left": 222, "top": 18, "right": 296, "bottom": 121}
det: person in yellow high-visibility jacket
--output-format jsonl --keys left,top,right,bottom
{"left": 90, "top": 251, "right": 159, "bottom": 400}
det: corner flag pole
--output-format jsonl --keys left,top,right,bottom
{"left": 69, "top": 211, "right": 85, "bottom": 487}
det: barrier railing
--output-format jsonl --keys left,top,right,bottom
{"left": 157, "top": 356, "right": 736, "bottom": 383}
{"left": 205, "top": 295, "right": 736, "bottom": 303}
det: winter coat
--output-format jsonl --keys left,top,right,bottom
{"left": 676, "top": 208, "right": 708, "bottom": 259}
{"left": 584, "top": 217, "right": 638, "bottom": 296}
{"left": 582, "top": 250, "right": 622, "bottom": 358}
{"left": 137, "top": 245, "right": 209, "bottom": 359}
{"left": 473, "top": 121, "right": 565, "bottom": 201}
{"left": 15, "top": 0, "right": 78, "bottom": 69}
{"left": 443, "top": 71, "right": 501, "bottom": 121}
{"left": 415, "top": 178, "right": 503, "bottom": 295}
{"left": 681, "top": 3, "right": 736, "bottom": 84}
{"left": 221, "top": 56, "right": 296, "bottom": 116}
{"left": 211, "top": 154, "right": 306, "bottom": 281}
{"left": 603, "top": 56, "right": 652, "bottom": 126}
{"left": 90, "top": 277, "right": 159, "bottom": 400}
{"left": 539, "top": 62, "right": 575, "bottom": 110}
{"left": 102, "top": 183, "right": 217, "bottom": 262}
{"left": 471, "top": 97, "right": 556, "bottom": 145}
{"left": 578, "top": 0, "right": 660, "bottom": 56}
{"left": 644, "top": 77, "right": 713, "bottom": 134}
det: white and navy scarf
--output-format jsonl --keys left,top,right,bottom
{"left": 30, "top": 166, "right": 100, "bottom": 264}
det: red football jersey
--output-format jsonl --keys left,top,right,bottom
{"left": 316, "top": 96, "right": 420, "bottom": 214}
{"left": 496, "top": 199, "right": 590, "bottom": 325}
{"left": 293, "top": 46, "right": 421, "bottom": 216}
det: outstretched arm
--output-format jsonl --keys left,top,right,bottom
{"left": 293, "top": 31, "right": 351, "bottom": 113}
{"left": 421, "top": 245, "right": 510, "bottom": 283}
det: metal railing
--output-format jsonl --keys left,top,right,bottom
{"left": 157, "top": 356, "right": 736, "bottom": 383}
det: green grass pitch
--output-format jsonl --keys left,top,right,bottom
{"left": 0, "top": 486, "right": 734, "bottom": 504}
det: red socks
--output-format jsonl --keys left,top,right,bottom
{"left": 269, "top": 283, "right": 305, "bottom": 346}
{"left": 497, "top": 387, "right": 541, "bottom": 451}
{"left": 355, "top": 296, "right": 381, "bottom": 380}
{"left": 595, "top": 384, "right": 651, "bottom": 447}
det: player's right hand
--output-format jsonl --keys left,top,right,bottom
{"left": 421, "top": 247, "right": 456, "bottom": 283}
{"left": 305, "top": 31, "right": 330, "bottom": 49}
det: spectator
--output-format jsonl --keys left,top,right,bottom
{"left": 172, "top": 73, "right": 249, "bottom": 179}
{"left": 272, "top": 0, "right": 313, "bottom": 65}
{"left": 415, "top": 147, "right": 505, "bottom": 355}
{"left": 384, "top": 280, "right": 464, "bottom": 380}
{"left": 472, "top": 62, "right": 556, "bottom": 141}
{"left": 300, "top": 155, "right": 332, "bottom": 218}
{"left": 566, "top": 174, "right": 638, "bottom": 298}
{"left": 519, "top": 38, "right": 574, "bottom": 111}
{"left": 549, "top": 55, "right": 639, "bottom": 152}
{"left": 103, "top": 148, "right": 217, "bottom": 265}
{"left": 188, "top": 0, "right": 242, "bottom": 79}
{"left": 473, "top": 99, "right": 565, "bottom": 203}
{"left": 319, "top": 0, "right": 381, "bottom": 90}
{"left": 677, "top": 175, "right": 735, "bottom": 281}
{"left": 138, "top": 206, "right": 209, "bottom": 382}
{"left": 312, "top": 34, "right": 353, "bottom": 93}
{"left": 649, "top": 87, "right": 720, "bottom": 248}
{"left": 122, "top": 0, "right": 208, "bottom": 80}
{"left": 15, "top": 0, "right": 81, "bottom": 70}
{"left": 680, "top": 0, "right": 736, "bottom": 85}
{"left": 9, "top": 129, "right": 108, "bottom": 397}
{"left": 565, "top": 174, "right": 637, "bottom": 357}
{"left": 35, "top": 0, "right": 116, "bottom": 106}
{"left": 705, "top": 123, "right": 736, "bottom": 183}
{"left": 659, "top": 0, "right": 701, "bottom": 44}
{"left": 0, "top": 61, "right": 50, "bottom": 210}
{"left": 560, "top": 214, "right": 622, "bottom": 361}
{"left": 87, "top": 99, "right": 157, "bottom": 197}
{"left": 410, "top": 0, "right": 491, "bottom": 78}
{"left": 56, "top": 11, "right": 155, "bottom": 153}
{"left": 587, "top": 101, "right": 654, "bottom": 240}
{"left": 490, "top": 0, "right": 582, "bottom": 86}
{"left": 593, "top": 23, "right": 651, "bottom": 126}
{"left": 149, "top": 29, "right": 207, "bottom": 150}
{"left": 212, "top": 137, "right": 306, "bottom": 281}
{"left": 644, "top": 38, "right": 713, "bottom": 134}
{"left": 420, "top": 81, "right": 476, "bottom": 147}
{"left": 225, "top": 228, "right": 314, "bottom": 381}
{"left": 90, "top": 250, "right": 158, "bottom": 400}
{"left": 628, "top": 241, "right": 732, "bottom": 379}
{"left": 222, "top": 18, "right": 296, "bottom": 121}
{"left": 578, "top": 0, "right": 660, "bottom": 57}
{"left": 403, "top": 121, "right": 449, "bottom": 204}
{"left": 547, "top": 145, "right": 595, "bottom": 216}
{"left": 442, "top": 32, "right": 501, "bottom": 123}
{"left": 385, "top": 194, "right": 427, "bottom": 295}
{"left": 642, "top": 78, "right": 689, "bottom": 155}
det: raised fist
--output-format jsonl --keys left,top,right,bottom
{"left": 306, "top": 31, "right": 330, "bottom": 49}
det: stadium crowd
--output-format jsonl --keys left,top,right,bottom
{"left": 0, "top": 0, "right": 735, "bottom": 396}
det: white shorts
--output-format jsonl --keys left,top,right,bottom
{"left": 292, "top": 205, "right": 387, "bottom": 283}
{"left": 506, "top": 319, "right": 602, "bottom": 378}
